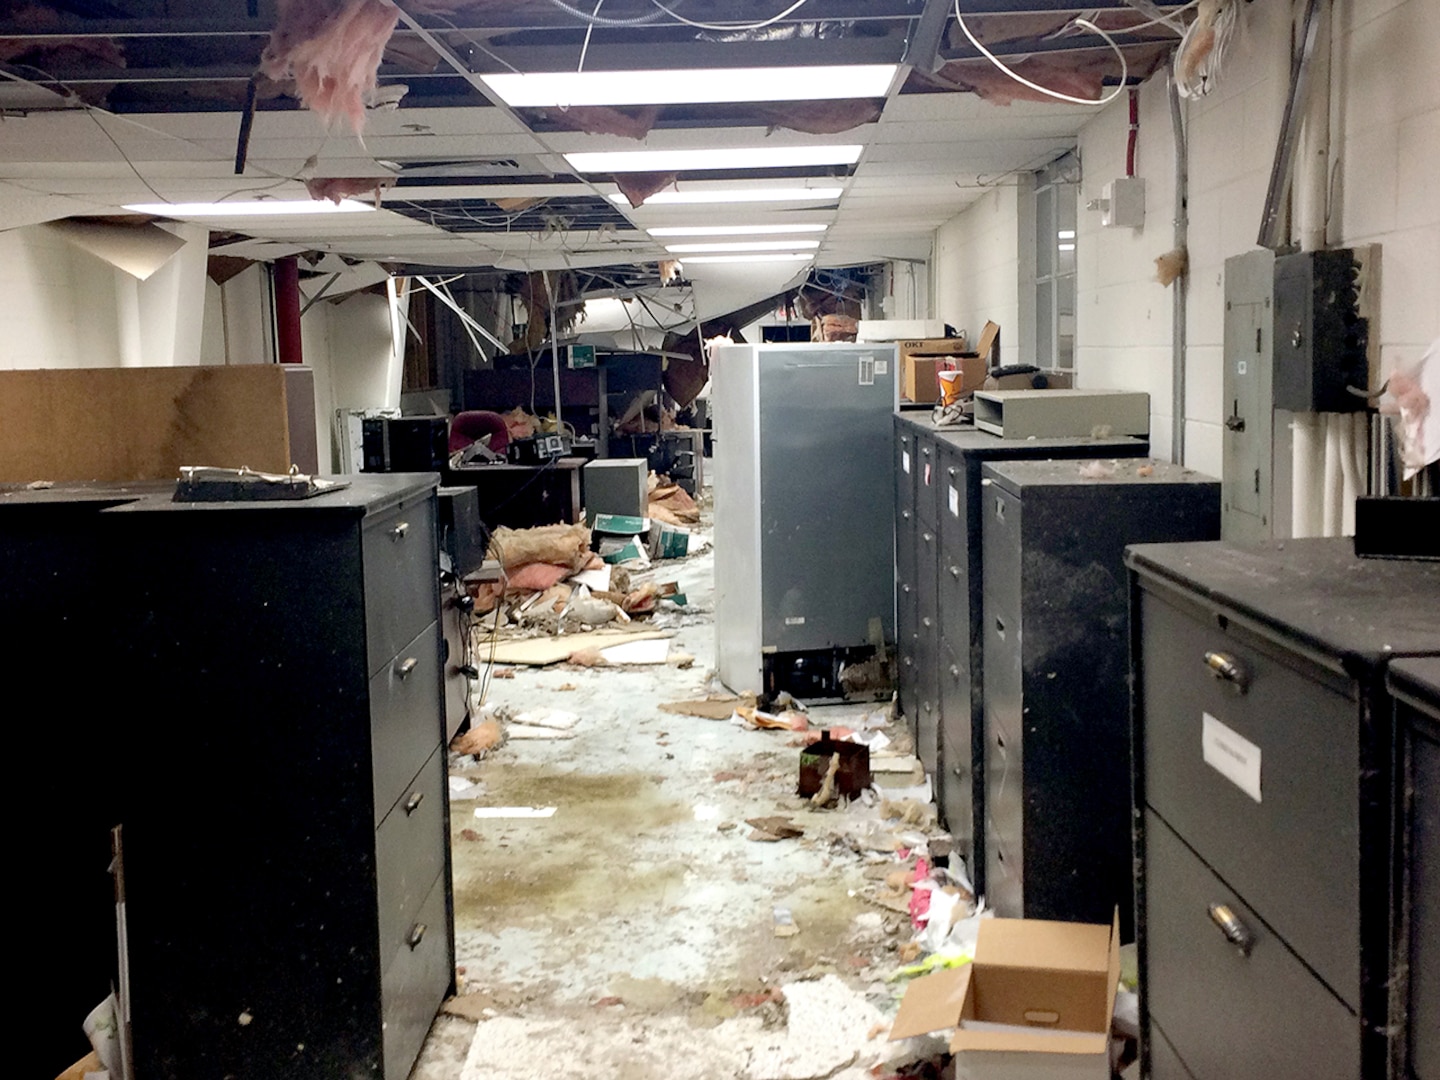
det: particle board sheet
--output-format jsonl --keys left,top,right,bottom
{"left": 0, "top": 365, "right": 305, "bottom": 483}
{"left": 479, "top": 628, "right": 672, "bottom": 666}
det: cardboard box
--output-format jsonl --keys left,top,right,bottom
{"left": 891, "top": 913, "right": 1121, "bottom": 1080}
{"left": 903, "top": 356, "right": 942, "bottom": 402}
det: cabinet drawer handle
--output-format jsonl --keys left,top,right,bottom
{"left": 995, "top": 497, "right": 1005, "bottom": 520}
{"left": 922, "top": 446, "right": 932, "bottom": 457}
{"left": 901, "top": 510, "right": 912, "bottom": 521}
{"left": 947, "top": 467, "right": 956, "bottom": 478}
{"left": 922, "top": 531, "right": 934, "bottom": 543}
{"left": 902, "top": 584, "right": 912, "bottom": 595}
{"left": 396, "top": 657, "right": 419, "bottom": 679}
{"left": 903, "top": 656, "right": 913, "bottom": 668}
{"left": 949, "top": 566, "right": 960, "bottom": 579}
{"left": 1208, "top": 903, "right": 1255, "bottom": 955}
{"left": 995, "top": 617, "right": 1006, "bottom": 639}
{"left": 407, "top": 923, "right": 427, "bottom": 950}
{"left": 390, "top": 521, "right": 410, "bottom": 540}
{"left": 404, "top": 791, "right": 425, "bottom": 815}
{"left": 922, "top": 617, "right": 933, "bottom": 629}
{"left": 950, "top": 665, "right": 960, "bottom": 679}
{"left": 1204, "top": 651, "right": 1249, "bottom": 692}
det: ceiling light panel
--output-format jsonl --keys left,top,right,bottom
{"left": 607, "top": 187, "right": 844, "bottom": 205}
{"left": 665, "top": 240, "right": 822, "bottom": 253}
{"left": 123, "top": 200, "right": 375, "bottom": 216}
{"left": 679, "top": 253, "right": 815, "bottom": 264}
{"left": 569, "top": 146, "right": 862, "bottom": 173}
{"left": 646, "top": 224, "right": 828, "bottom": 237}
{"left": 483, "top": 65, "right": 897, "bottom": 108}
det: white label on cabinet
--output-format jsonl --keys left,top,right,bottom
{"left": 948, "top": 485, "right": 960, "bottom": 517}
{"left": 903, "top": 450, "right": 911, "bottom": 473}
{"left": 785, "top": 616, "right": 806, "bottom": 626}
{"left": 1202, "top": 712, "right": 1262, "bottom": 802}
{"left": 875, "top": 359, "right": 889, "bottom": 375}
{"left": 859, "top": 355, "right": 876, "bottom": 385}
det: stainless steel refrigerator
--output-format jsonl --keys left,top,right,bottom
{"left": 713, "top": 342, "right": 898, "bottom": 695}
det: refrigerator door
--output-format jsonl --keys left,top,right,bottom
{"left": 756, "top": 345, "right": 896, "bottom": 653}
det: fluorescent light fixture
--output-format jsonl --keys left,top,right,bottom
{"left": 665, "top": 240, "right": 821, "bottom": 253}
{"left": 123, "top": 200, "right": 376, "bottom": 216}
{"left": 608, "top": 186, "right": 843, "bottom": 206}
{"left": 568, "top": 145, "right": 862, "bottom": 173}
{"left": 482, "top": 65, "right": 897, "bottom": 108}
{"left": 679, "top": 253, "right": 814, "bottom": 264}
{"left": 646, "top": 223, "right": 828, "bottom": 237}
{"left": 1058, "top": 243, "right": 1076, "bottom": 251}
{"left": 1058, "top": 229, "right": 1076, "bottom": 239}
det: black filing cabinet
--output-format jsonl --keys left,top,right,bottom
{"left": 109, "top": 475, "right": 455, "bottom": 1080}
{"left": 980, "top": 460, "right": 1218, "bottom": 934}
{"left": 891, "top": 413, "right": 1147, "bottom": 890}
{"left": 1390, "top": 658, "right": 1440, "bottom": 1080}
{"left": 1, "top": 484, "right": 167, "bottom": 1079}
{"left": 1128, "top": 539, "right": 1440, "bottom": 1080}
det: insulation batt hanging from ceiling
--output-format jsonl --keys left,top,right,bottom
{"left": 260, "top": 0, "right": 400, "bottom": 131}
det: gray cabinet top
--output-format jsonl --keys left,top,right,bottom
{"left": 1127, "top": 537, "right": 1440, "bottom": 669}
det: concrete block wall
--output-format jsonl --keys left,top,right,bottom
{"left": 931, "top": 182, "right": 1025, "bottom": 366}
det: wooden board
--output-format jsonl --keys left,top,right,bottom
{"left": 480, "top": 628, "right": 671, "bottom": 666}
{"left": 0, "top": 365, "right": 303, "bottom": 483}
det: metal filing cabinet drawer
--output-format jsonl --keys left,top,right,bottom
{"left": 916, "top": 433, "right": 941, "bottom": 527}
{"left": 375, "top": 749, "right": 447, "bottom": 961}
{"left": 1140, "top": 591, "right": 1360, "bottom": 1006}
{"left": 939, "top": 638, "right": 973, "bottom": 855}
{"left": 364, "top": 496, "right": 440, "bottom": 676}
{"left": 371, "top": 621, "right": 445, "bottom": 825}
{"left": 1145, "top": 811, "right": 1360, "bottom": 1080}
{"left": 915, "top": 522, "right": 942, "bottom": 775}
{"left": 380, "top": 874, "right": 451, "bottom": 1080}
{"left": 1148, "top": 1022, "right": 1195, "bottom": 1080}
{"left": 895, "top": 420, "right": 917, "bottom": 516}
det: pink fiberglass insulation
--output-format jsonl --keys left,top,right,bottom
{"left": 260, "top": 0, "right": 399, "bottom": 132}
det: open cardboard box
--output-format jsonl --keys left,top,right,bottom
{"left": 891, "top": 912, "right": 1120, "bottom": 1080}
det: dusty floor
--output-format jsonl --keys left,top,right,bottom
{"left": 411, "top": 541, "right": 943, "bottom": 1080}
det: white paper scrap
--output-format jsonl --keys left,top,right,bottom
{"left": 473, "top": 806, "right": 557, "bottom": 819}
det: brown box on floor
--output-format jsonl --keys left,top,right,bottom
{"left": 891, "top": 912, "right": 1121, "bottom": 1080}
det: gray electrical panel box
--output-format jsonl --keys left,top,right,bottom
{"left": 1222, "top": 249, "right": 1276, "bottom": 543}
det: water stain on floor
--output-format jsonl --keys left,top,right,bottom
{"left": 451, "top": 764, "right": 692, "bottom": 926}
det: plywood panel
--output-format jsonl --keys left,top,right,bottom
{"left": 0, "top": 365, "right": 297, "bottom": 483}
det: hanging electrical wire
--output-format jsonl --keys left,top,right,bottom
{"left": 646, "top": 0, "right": 810, "bottom": 32}
{"left": 541, "top": 0, "right": 665, "bottom": 26}
{"left": 952, "top": 0, "right": 1129, "bottom": 107}
{"left": 1175, "top": 0, "right": 1237, "bottom": 98}
{"left": 1111, "top": 0, "right": 1206, "bottom": 35}
{"left": 577, "top": 0, "right": 605, "bottom": 73}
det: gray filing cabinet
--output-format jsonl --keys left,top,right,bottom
{"left": 1389, "top": 658, "right": 1440, "bottom": 1080}
{"left": 892, "top": 413, "right": 1147, "bottom": 890}
{"left": 980, "top": 460, "right": 1218, "bottom": 935}
{"left": 1128, "top": 539, "right": 1440, "bottom": 1080}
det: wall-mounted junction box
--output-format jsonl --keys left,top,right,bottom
{"left": 1087, "top": 177, "right": 1146, "bottom": 228}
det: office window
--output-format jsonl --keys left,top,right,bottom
{"left": 1035, "top": 154, "right": 1078, "bottom": 371}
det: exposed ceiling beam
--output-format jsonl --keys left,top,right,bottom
{"left": 0, "top": 0, "right": 1193, "bottom": 40}
{"left": 902, "top": 0, "right": 954, "bottom": 72}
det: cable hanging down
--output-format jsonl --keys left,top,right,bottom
{"left": 952, "top": 0, "right": 1129, "bottom": 107}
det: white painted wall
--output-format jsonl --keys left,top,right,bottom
{"left": 931, "top": 182, "right": 1026, "bottom": 365}
{"left": 1075, "top": 73, "right": 1189, "bottom": 465}
{"left": 302, "top": 291, "right": 405, "bottom": 472}
{"left": 0, "top": 220, "right": 208, "bottom": 369}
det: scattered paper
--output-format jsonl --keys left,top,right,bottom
{"left": 507, "top": 725, "right": 576, "bottom": 740}
{"left": 473, "top": 806, "right": 557, "bottom": 819}
{"left": 449, "top": 776, "right": 485, "bottom": 799}
{"left": 512, "top": 708, "right": 580, "bottom": 730}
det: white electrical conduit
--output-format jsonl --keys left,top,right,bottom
{"left": 412, "top": 275, "right": 509, "bottom": 357}
{"left": 953, "top": 0, "right": 1128, "bottom": 107}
